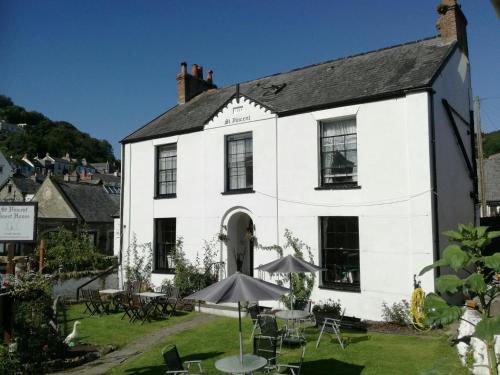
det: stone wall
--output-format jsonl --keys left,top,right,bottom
{"left": 52, "top": 271, "right": 119, "bottom": 300}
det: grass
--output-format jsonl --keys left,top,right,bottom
{"left": 103, "top": 316, "right": 469, "bottom": 375}
{"left": 63, "top": 303, "right": 197, "bottom": 349}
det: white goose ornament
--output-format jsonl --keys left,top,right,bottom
{"left": 64, "top": 321, "right": 81, "bottom": 345}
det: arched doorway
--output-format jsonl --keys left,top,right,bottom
{"left": 226, "top": 211, "right": 254, "bottom": 276}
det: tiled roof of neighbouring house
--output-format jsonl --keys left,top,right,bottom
{"left": 122, "top": 37, "right": 456, "bottom": 143}
{"left": 483, "top": 153, "right": 500, "bottom": 202}
{"left": 55, "top": 180, "right": 119, "bottom": 223}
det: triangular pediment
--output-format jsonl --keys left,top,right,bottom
{"left": 204, "top": 95, "right": 275, "bottom": 129}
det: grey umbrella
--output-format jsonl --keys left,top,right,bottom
{"left": 256, "top": 254, "right": 324, "bottom": 310}
{"left": 186, "top": 272, "right": 288, "bottom": 364}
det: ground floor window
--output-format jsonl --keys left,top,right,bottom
{"left": 155, "top": 218, "right": 176, "bottom": 273}
{"left": 320, "top": 216, "right": 360, "bottom": 292}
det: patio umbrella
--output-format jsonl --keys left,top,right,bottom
{"left": 186, "top": 272, "right": 288, "bottom": 364}
{"left": 256, "top": 254, "right": 323, "bottom": 310}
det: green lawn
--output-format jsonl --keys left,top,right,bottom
{"left": 63, "top": 303, "right": 196, "bottom": 349}
{"left": 103, "top": 316, "right": 469, "bottom": 375}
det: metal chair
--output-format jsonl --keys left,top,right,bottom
{"left": 248, "top": 304, "right": 261, "bottom": 339}
{"left": 80, "top": 289, "right": 95, "bottom": 315}
{"left": 257, "top": 314, "right": 285, "bottom": 353}
{"left": 253, "top": 335, "right": 280, "bottom": 373}
{"left": 89, "top": 289, "right": 110, "bottom": 315}
{"left": 315, "top": 311, "right": 345, "bottom": 349}
{"left": 273, "top": 345, "right": 306, "bottom": 375}
{"left": 162, "top": 344, "right": 206, "bottom": 374}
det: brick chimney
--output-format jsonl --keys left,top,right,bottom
{"left": 176, "top": 62, "right": 217, "bottom": 104}
{"left": 436, "top": 0, "right": 468, "bottom": 56}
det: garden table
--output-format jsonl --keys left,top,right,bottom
{"left": 275, "top": 309, "right": 309, "bottom": 340}
{"left": 99, "top": 289, "right": 125, "bottom": 312}
{"left": 135, "top": 292, "right": 167, "bottom": 320}
{"left": 215, "top": 354, "right": 267, "bottom": 374}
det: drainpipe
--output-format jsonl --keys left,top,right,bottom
{"left": 428, "top": 91, "right": 441, "bottom": 280}
{"left": 119, "top": 143, "right": 125, "bottom": 286}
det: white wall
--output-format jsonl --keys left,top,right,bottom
{"left": 121, "top": 92, "right": 447, "bottom": 320}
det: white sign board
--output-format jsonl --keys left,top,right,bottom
{"left": 0, "top": 203, "right": 37, "bottom": 242}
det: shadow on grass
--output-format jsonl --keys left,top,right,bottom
{"left": 347, "top": 335, "right": 371, "bottom": 345}
{"left": 122, "top": 351, "right": 224, "bottom": 375}
{"left": 303, "top": 358, "right": 364, "bottom": 375}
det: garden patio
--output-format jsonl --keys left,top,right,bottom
{"left": 61, "top": 303, "right": 468, "bottom": 375}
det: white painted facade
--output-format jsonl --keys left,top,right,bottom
{"left": 121, "top": 48, "right": 474, "bottom": 320}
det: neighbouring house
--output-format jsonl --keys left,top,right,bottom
{"left": 33, "top": 177, "right": 119, "bottom": 254}
{"left": 92, "top": 160, "right": 118, "bottom": 175}
{"left": 0, "top": 174, "right": 41, "bottom": 202}
{"left": 481, "top": 153, "right": 500, "bottom": 217}
{"left": 39, "top": 152, "right": 72, "bottom": 175}
{"left": 120, "top": 1, "right": 475, "bottom": 320}
{"left": 0, "top": 120, "right": 25, "bottom": 134}
{"left": 8, "top": 155, "right": 34, "bottom": 177}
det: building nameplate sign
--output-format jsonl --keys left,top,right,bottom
{"left": 0, "top": 202, "right": 38, "bottom": 242}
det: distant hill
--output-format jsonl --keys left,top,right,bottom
{"left": 0, "top": 95, "right": 116, "bottom": 163}
{"left": 483, "top": 130, "right": 500, "bottom": 158}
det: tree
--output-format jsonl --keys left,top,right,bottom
{"left": 419, "top": 224, "right": 500, "bottom": 375}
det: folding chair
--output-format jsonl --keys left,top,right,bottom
{"left": 162, "top": 344, "right": 206, "bottom": 374}
{"left": 248, "top": 304, "right": 261, "bottom": 340}
{"left": 115, "top": 292, "right": 132, "bottom": 320}
{"left": 257, "top": 314, "right": 285, "bottom": 353}
{"left": 315, "top": 312, "right": 346, "bottom": 349}
{"left": 274, "top": 345, "right": 306, "bottom": 375}
{"left": 253, "top": 335, "right": 280, "bottom": 373}
{"left": 80, "top": 289, "right": 95, "bottom": 315}
{"left": 167, "top": 287, "right": 179, "bottom": 316}
{"left": 90, "top": 289, "right": 110, "bottom": 315}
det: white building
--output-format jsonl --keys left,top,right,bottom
{"left": 119, "top": 1, "right": 475, "bottom": 320}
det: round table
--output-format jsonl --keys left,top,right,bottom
{"left": 215, "top": 354, "right": 267, "bottom": 374}
{"left": 275, "top": 310, "right": 309, "bottom": 321}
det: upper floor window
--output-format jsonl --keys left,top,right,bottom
{"left": 320, "top": 216, "right": 360, "bottom": 292}
{"left": 156, "top": 144, "right": 177, "bottom": 198}
{"left": 320, "top": 118, "right": 357, "bottom": 187}
{"left": 155, "top": 218, "right": 176, "bottom": 273}
{"left": 226, "top": 132, "right": 253, "bottom": 192}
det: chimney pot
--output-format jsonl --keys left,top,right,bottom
{"left": 180, "top": 62, "right": 187, "bottom": 75}
{"left": 191, "top": 64, "right": 199, "bottom": 77}
{"left": 207, "top": 70, "right": 213, "bottom": 83}
{"left": 197, "top": 66, "right": 203, "bottom": 80}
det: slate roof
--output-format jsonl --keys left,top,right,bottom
{"left": 55, "top": 180, "right": 119, "bottom": 223}
{"left": 483, "top": 153, "right": 500, "bottom": 202}
{"left": 12, "top": 177, "right": 40, "bottom": 194}
{"left": 123, "top": 37, "right": 457, "bottom": 143}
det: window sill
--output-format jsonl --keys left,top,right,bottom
{"left": 319, "top": 284, "right": 361, "bottom": 293}
{"left": 315, "top": 184, "right": 361, "bottom": 190}
{"left": 153, "top": 270, "right": 176, "bottom": 275}
{"left": 154, "top": 194, "right": 177, "bottom": 199}
{"left": 221, "top": 188, "right": 255, "bottom": 195}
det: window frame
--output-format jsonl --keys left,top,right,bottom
{"left": 317, "top": 117, "right": 359, "bottom": 190}
{"left": 154, "top": 218, "right": 176, "bottom": 274}
{"left": 224, "top": 131, "right": 254, "bottom": 194}
{"left": 319, "top": 216, "right": 361, "bottom": 293}
{"left": 155, "top": 143, "right": 177, "bottom": 199}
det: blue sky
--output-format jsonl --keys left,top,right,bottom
{"left": 1, "top": 0, "right": 499, "bottom": 159}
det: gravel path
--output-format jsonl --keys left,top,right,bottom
{"left": 52, "top": 313, "right": 216, "bottom": 375}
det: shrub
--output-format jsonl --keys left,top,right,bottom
{"left": 312, "top": 298, "right": 342, "bottom": 317}
{"left": 124, "top": 234, "right": 152, "bottom": 289}
{"left": 172, "top": 238, "right": 219, "bottom": 297}
{"left": 41, "top": 227, "right": 114, "bottom": 273}
{"left": 3, "top": 272, "right": 67, "bottom": 374}
{"left": 381, "top": 300, "right": 411, "bottom": 326}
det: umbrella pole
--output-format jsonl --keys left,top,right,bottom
{"left": 290, "top": 272, "right": 293, "bottom": 310}
{"left": 238, "top": 301, "right": 243, "bottom": 364}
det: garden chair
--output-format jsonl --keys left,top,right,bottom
{"left": 90, "top": 289, "right": 110, "bottom": 315}
{"left": 296, "top": 299, "right": 314, "bottom": 332}
{"left": 253, "top": 335, "right": 280, "bottom": 373}
{"left": 129, "top": 294, "right": 152, "bottom": 323}
{"left": 162, "top": 344, "right": 206, "bottom": 374}
{"left": 80, "top": 289, "right": 95, "bottom": 315}
{"left": 167, "top": 287, "right": 180, "bottom": 315}
{"left": 257, "top": 314, "right": 285, "bottom": 352}
{"left": 315, "top": 309, "right": 346, "bottom": 349}
{"left": 157, "top": 285, "right": 173, "bottom": 317}
{"left": 248, "top": 304, "right": 261, "bottom": 339}
{"left": 273, "top": 345, "right": 306, "bottom": 375}
{"left": 115, "top": 292, "right": 132, "bottom": 320}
